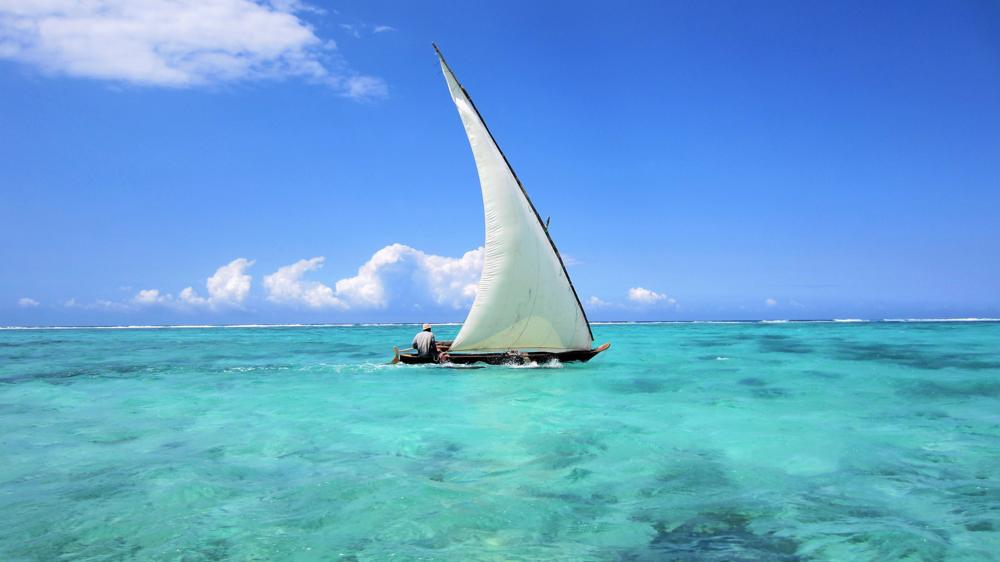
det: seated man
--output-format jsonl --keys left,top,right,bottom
{"left": 412, "top": 323, "right": 439, "bottom": 362}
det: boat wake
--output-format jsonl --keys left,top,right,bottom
{"left": 508, "top": 358, "right": 563, "bottom": 369}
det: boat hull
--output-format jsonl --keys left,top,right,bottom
{"left": 396, "top": 343, "right": 610, "bottom": 365}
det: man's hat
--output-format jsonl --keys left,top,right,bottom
{"left": 423, "top": 323, "right": 431, "bottom": 330}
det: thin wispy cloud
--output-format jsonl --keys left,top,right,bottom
{"left": 766, "top": 298, "right": 777, "bottom": 307}
{"left": 17, "top": 298, "right": 39, "bottom": 307}
{"left": 0, "top": 0, "right": 386, "bottom": 99}
{"left": 342, "top": 75, "right": 389, "bottom": 100}
{"left": 63, "top": 297, "right": 130, "bottom": 311}
{"left": 339, "top": 23, "right": 360, "bottom": 38}
{"left": 338, "top": 21, "right": 396, "bottom": 38}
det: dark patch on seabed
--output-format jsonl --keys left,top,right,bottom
{"left": 617, "top": 510, "right": 803, "bottom": 561}
{"left": 802, "top": 369, "right": 841, "bottom": 379}
{"left": 966, "top": 521, "right": 993, "bottom": 532}
{"left": 1, "top": 362, "right": 178, "bottom": 384}
{"left": 0, "top": 369, "right": 96, "bottom": 384}
{"left": 616, "top": 378, "right": 668, "bottom": 394}
{"left": 899, "top": 379, "right": 1000, "bottom": 398}
{"left": 737, "top": 378, "right": 790, "bottom": 398}
{"left": 758, "top": 335, "right": 814, "bottom": 355}
{"left": 602, "top": 371, "right": 673, "bottom": 394}
{"left": 290, "top": 341, "right": 369, "bottom": 355}
{"left": 751, "top": 387, "right": 791, "bottom": 398}
{"left": 688, "top": 338, "right": 742, "bottom": 348}
{"left": 833, "top": 342, "right": 1000, "bottom": 371}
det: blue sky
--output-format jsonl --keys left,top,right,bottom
{"left": 2, "top": 0, "right": 998, "bottom": 326}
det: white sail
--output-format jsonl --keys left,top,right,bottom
{"left": 437, "top": 47, "right": 593, "bottom": 352}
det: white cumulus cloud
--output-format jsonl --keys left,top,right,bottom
{"left": 71, "top": 247, "right": 489, "bottom": 315}
{"left": 178, "top": 286, "right": 207, "bottom": 306}
{"left": 264, "top": 244, "right": 485, "bottom": 310}
{"left": 133, "top": 288, "right": 168, "bottom": 304}
{"left": 628, "top": 287, "right": 674, "bottom": 305}
{"left": 766, "top": 298, "right": 777, "bottom": 307}
{"left": 206, "top": 258, "right": 254, "bottom": 305}
{"left": 128, "top": 258, "right": 253, "bottom": 310}
{"left": 586, "top": 296, "right": 611, "bottom": 308}
{"left": 17, "top": 297, "right": 39, "bottom": 307}
{"left": 0, "top": 0, "right": 386, "bottom": 98}
{"left": 335, "top": 244, "right": 483, "bottom": 309}
{"left": 263, "top": 257, "right": 345, "bottom": 308}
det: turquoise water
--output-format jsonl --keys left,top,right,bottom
{"left": 1, "top": 322, "right": 999, "bottom": 561}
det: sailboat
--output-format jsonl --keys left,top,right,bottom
{"left": 392, "top": 45, "right": 611, "bottom": 366}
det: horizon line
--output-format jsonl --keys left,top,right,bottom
{"left": 2, "top": 318, "right": 999, "bottom": 330}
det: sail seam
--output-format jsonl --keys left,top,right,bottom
{"left": 511, "top": 232, "right": 543, "bottom": 347}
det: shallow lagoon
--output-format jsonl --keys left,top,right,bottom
{"left": 1, "top": 321, "right": 998, "bottom": 561}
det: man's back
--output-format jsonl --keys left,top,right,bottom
{"left": 413, "top": 331, "right": 437, "bottom": 358}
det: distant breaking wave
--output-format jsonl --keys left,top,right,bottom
{"left": 2, "top": 319, "right": 998, "bottom": 330}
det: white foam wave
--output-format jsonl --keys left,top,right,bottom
{"left": 360, "top": 322, "right": 462, "bottom": 326}
{"left": 508, "top": 361, "right": 540, "bottom": 369}
{"left": 0, "top": 323, "right": 360, "bottom": 330}
{"left": 883, "top": 318, "right": 1000, "bottom": 323}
